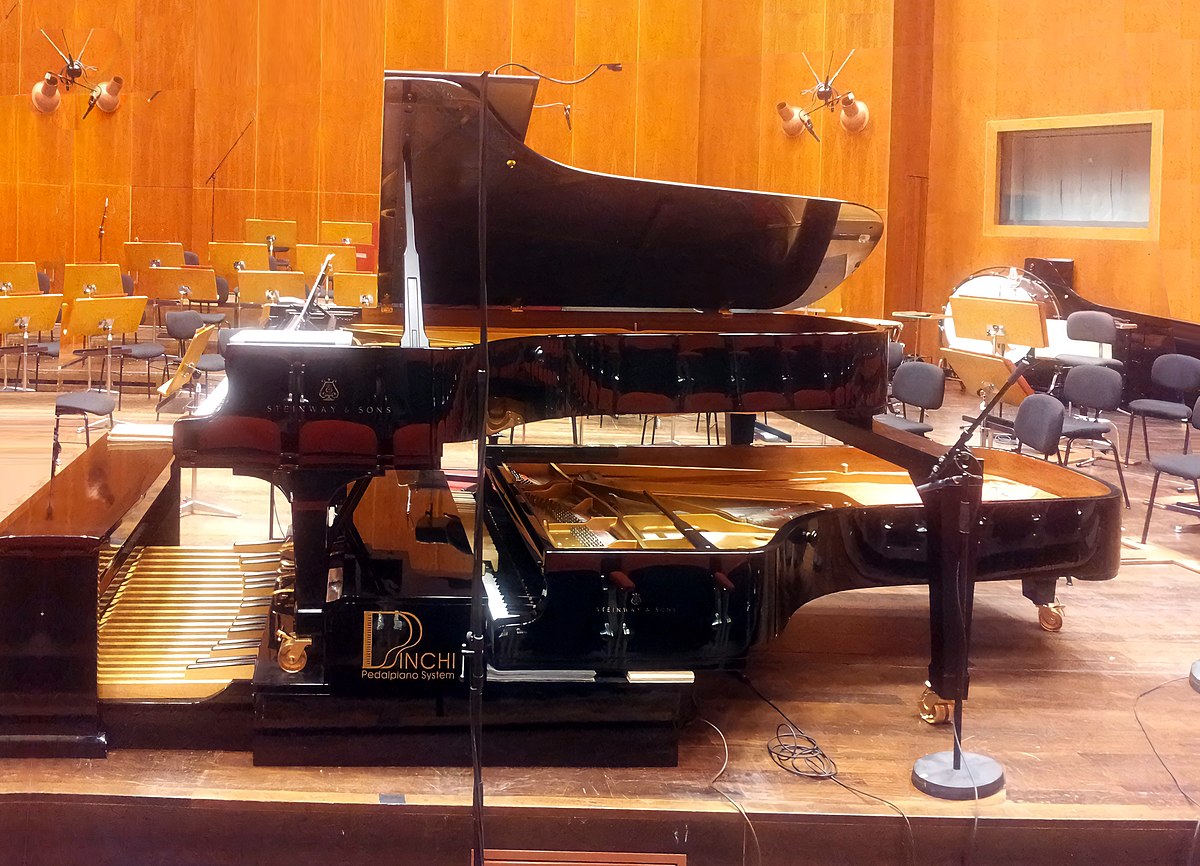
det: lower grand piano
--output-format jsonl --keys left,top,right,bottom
{"left": 0, "top": 71, "right": 1122, "bottom": 766}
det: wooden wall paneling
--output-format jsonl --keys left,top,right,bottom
{"left": 0, "top": 4, "right": 20, "bottom": 96}
{"left": 0, "top": 96, "right": 17, "bottom": 185}
{"left": 193, "top": 0, "right": 258, "bottom": 97}
{"left": 634, "top": 0, "right": 703, "bottom": 184}
{"left": 318, "top": 192, "right": 378, "bottom": 228}
{"left": 511, "top": 0, "right": 575, "bottom": 164}
{"left": 72, "top": 87, "right": 132, "bottom": 186}
{"left": 130, "top": 185, "right": 192, "bottom": 246}
{"left": 255, "top": 189, "right": 319, "bottom": 244}
{"left": 16, "top": 96, "right": 74, "bottom": 187}
{"left": 18, "top": 0, "right": 75, "bottom": 90}
{"left": 191, "top": 186, "right": 257, "bottom": 251}
{"left": 192, "top": 94, "right": 258, "bottom": 190}
{"left": 0, "top": 182, "right": 17, "bottom": 260}
{"left": 255, "top": 0, "right": 321, "bottom": 194}
{"left": 816, "top": 45, "right": 889, "bottom": 206}
{"left": 130, "top": 87, "right": 195, "bottom": 189}
{"left": 73, "top": 182, "right": 128, "bottom": 263}
{"left": 132, "top": 0, "right": 196, "bottom": 94}
{"left": 318, "top": 0, "right": 386, "bottom": 197}
{"left": 383, "top": 0, "right": 446, "bottom": 69}
{"left": 696, "top": 0, "right": 763, "bottom": 190}
{"left": 17, "top": 181, "right": 73, "bottom": 267}
{"left": 445, "top": 0, "right": 514, "bottom": 73}
{"left": 571, "top": 0, "right": 637, "bottom": 174}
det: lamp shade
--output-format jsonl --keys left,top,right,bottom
{"left": 839, "top": 93, "right": 869, "bottom": 133}
{"left": 776, "top": 102, "right": 814, "bottom": 138}
{"left": 31, "top": 74, "right": 61, "bottom": 113}
{"left": 94, "top": 77, "right": 123, "bottom": 113}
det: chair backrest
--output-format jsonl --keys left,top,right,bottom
{"left": 1062, "top": 363, "right": 1123, "bottom": 412}
{"left": 1064, "top": 310, "right": 1117, "bottom": 346}
{"left": 886, "top": 341, "right": 905, "bottom": 375}
{"left": 164, "top": 310, "right": 203, "bottom": 341}
{"left": 1151, "top": 353, "right": 1200, "bottom": 395}
{"left": 217, "top": 327, "right": 243, "bottom": 355}
{"left": 891, "top": 360, "right": 945, "bottom": 411}
{"left": 183, "top": 250, "right": 200, "bottom": 265}
{"left": 1014, "top": 393, "right": 1065, "bottom": 456}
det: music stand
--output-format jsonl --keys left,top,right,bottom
{"left": 237, "top": 270, "right": 308, "bottom": 304}
{"left": 0, "top": 294, "right": 63, "bottom": 391}
{"left": 319, "top": 220, "right": 372, "bottom": 246}
{"left": 949, "top": 295, "right": 1048, "bottom": 356}
{"left": 942, "top": 348, "right": 1035, "bottom": 447}
{"left": 0, "top": 262, "right": 42, "bottom": 295}
{"left": 294, "top": 244, "right": 355, "bottom": 282}
{"left": 62, "top": 296, "right": 148, "bottom": 399}
{"left": 331, "top": 271, "right": 378, "bottom": 308}
{"left": 244, "top": 218, "right": 298, "bottom": 263}
{"left": 123, "top": 241, "right": 185, "bottom": 275}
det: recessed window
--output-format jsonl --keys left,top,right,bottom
{"left": 985, "top": 111, "right": 1162, "bottom": 240}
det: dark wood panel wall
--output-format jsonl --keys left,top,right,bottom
{"left": 921, "top": 1, "right": 1200, "bottom": 323}
{"left": 0, "top": 0, "right": 895, "bottom": 315}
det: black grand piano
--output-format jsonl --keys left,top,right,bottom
{"left": 0, "top": 72, "right": 1122, "bottom": 766}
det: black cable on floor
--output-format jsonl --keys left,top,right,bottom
{"left": 737, "top": 673, "right": 916, "bottom": 866}
{"left": 697, "top": 717, "right": 763, "bottom": 866}
{"left": 1133, "top": 676, "right": 1200, "bottom": 866}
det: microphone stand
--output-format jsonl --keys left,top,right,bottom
{"left": 206, "top": 116, "right": 255, "bottom": 241}
{"left": 97, "top": 197, "right": 109, "bottom": 261}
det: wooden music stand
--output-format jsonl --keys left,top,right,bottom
{"left": 156, "top": 323, "right": 215, "bottom": 416}
{"left": 950, "top": 295, "right": 1048, "bottom": 355}
{"left": 942, "top": 347, "right": 1035, "bottom": 446}
{"left": 319, "top": 221, "right": 373, "bottom": 246}
{"left": 245, "top": 218, "right": 298, "bottom": 249}
{"left": 294, "top": 244, "right": 355, "bottom": 280}
{"left": 63, "top": 263, "right": 124, "bottom": 301}
{"left": 331, "top": 271, "right": 378, "bottom": 308}
{"left": 61, "top": 296, "right": 148, "bottom": 397}
{"left": 124, "top": 242, "right": 185, "bottom": 274}
{"left": 207, "top": 242, "right": 270, "bottom": 282}
{"left": 0, "top": 262, "right": 42, "bottom": 295}
{"left": 0, "top": 294, "right": 63, "bottom": 391}
{"left": 236, "top": 270, "right": 308, "bottom": 305}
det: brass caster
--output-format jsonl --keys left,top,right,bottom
{"left": 1037, "top": 600, "right": 1065, "bottom": 632}
{"left": 919, "top": 684, "right": 952, "bottom": 725}
{"left": 276, "top": 630, "right": 312, "bottom": 673}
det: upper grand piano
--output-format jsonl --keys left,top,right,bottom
{"left": 0, "top": 71, "right": 1122, "bottom": 764}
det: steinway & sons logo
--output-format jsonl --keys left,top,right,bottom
{"left": 318, "top": 378, "right": 340, "bottom": 401}
{"left": 361, "top": 611, "right": 457, "bottom": 681}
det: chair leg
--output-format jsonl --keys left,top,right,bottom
{"left": 1125, "top": 413, "right": 1135, "bottom": 464}
{"left": 1186, "top": 424, "right": 1192, "bottom": 455}
{"left": 1105, "top": 437, "right": 1130, "bottom": 509}
{"left": 1141, "top": 470, "right": 1161, "bottom": 543}
{"left": 1141, "top": 416, "right": 1151, "bottom": 463}
{"left": 1063, "top": 440, "right": 1073, "bottom": 464}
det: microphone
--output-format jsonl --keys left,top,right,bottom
{"left": 82, "top": 87, "right": 100, "bottom": 119}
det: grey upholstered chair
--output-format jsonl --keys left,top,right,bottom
{"left": 1141, "top": 396, "right": 1200, "bottom": 543}
{"left": 1060, "top": 365, "right": 1129, "bottom": 507}
{"left": 1055, "top": 311, "right": 1124, "bottom": 372}
{"left": 1124, "top": 353, "right": 1200, "bottom": 464}
{"left": 1013, "top": 393, "right": 1065, "bottom": 461}
{"left": 876, "top": 360, "right": 944, "bottom": 437}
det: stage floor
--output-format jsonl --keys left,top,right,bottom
{"left": 2, "top": 389, "right": 1199, "bottom": 864}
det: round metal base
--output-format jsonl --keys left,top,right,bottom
{"left": 1190, "top": 660, "right": 1200, "bottom": 693}
{"left": 912, "top": 750, "right": 1005, "bottom": 801}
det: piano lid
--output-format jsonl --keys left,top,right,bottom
{"left": 378, "top": 71, "right": 883, "bottom": 313}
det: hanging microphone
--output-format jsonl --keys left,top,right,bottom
{"left": 82, "top": 87, "right": 100, "bottom": 119}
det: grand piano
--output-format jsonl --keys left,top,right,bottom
{"left": 0, "top": 71, "right": 1123, "bottom": 766}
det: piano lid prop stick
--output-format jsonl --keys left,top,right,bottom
{"left": 643, "top": 490, "right": 719, "bottom": 551}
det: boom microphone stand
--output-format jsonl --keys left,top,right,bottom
{"left": 206, "top": 115, "right": 255, "bottom": 241}
{"left": 97, "top": 197, "right": 109, "bottom": 261}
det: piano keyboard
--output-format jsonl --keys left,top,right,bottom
{"left": 97, "top": 543, "right": 283, "bottom": 701}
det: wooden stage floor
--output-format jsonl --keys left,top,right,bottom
{"left": 2, "top": 388, "right": 1200, "bottom": 864}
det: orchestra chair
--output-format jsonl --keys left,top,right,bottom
{"left": 330, "top": 271, "right": 378, "bottom": 308}
{"left": 123, "top": 241, "right": 185, "bottom": 274}
{"left": 0, "top": 294, "right": 63, "bottom": 391}
{"left": 51, "top": 390, "right": 116, "bottom": 477}
{"left": 174, "top": 268, "right": 226, "bottom": 327}
{"left": 183, "top": 250, "right": 200, "bottom": 265}
{"left": 1124, "top": 353, "right": 1200, "bottom": 465}
{"left": 192, "top": 326, "right": 240, "bottom": 391}
{"left": 1059, "top": 364, "right": 1130, "bottom": 508}
{"left": 1012, "top": 394, "right": 1066, "bottom": 462}
{"left": 139, "top": 266, "right": 191, "bottom": 327}
{"left": 875, "top": 360, "right": 945, "bottom": 437}
{"left": 294, "top": 244, "right": 356, "bottom": 284}
{"left": 37, "top": 271, "right": 51, "bottom": 293}
{"left": 1141, "top": 396, "right": 1200, "bottom": 542}
{"left": 1054, "top": 311, "right": 1124, "bottom": 372}
{"left": 120, "top": 274, "right": 135, "bottom": 295}
{"left": 0, "top": 262, "right": 42, "bottom": 295}
{"left": 319, "top": 220, "right": 372, "bottom": 246}
{"left": 887, "top": 341, "right": 906, "bottom": 379}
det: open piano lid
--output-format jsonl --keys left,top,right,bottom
{"left": 379, "top": 71, "right": 883, "bottom": 313}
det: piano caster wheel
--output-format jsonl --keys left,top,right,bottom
{"left": 1037, "top": 600, "right": 1065, "bottom": 632}
{"left": 277, "top": 631, "right": 312, "bottom": 673}
{"left": 919, "top": 685, "right": 952, "bottom": 725}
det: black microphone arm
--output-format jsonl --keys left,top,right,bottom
{"left": 206, "top": 115, "right": 256, "bottom": 241}
{"left": 98, "top": 197, "right": 109, "bottom": 261}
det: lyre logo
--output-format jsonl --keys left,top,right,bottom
{"left": 318, "top": 378, "right": 340, "bottom": 402}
